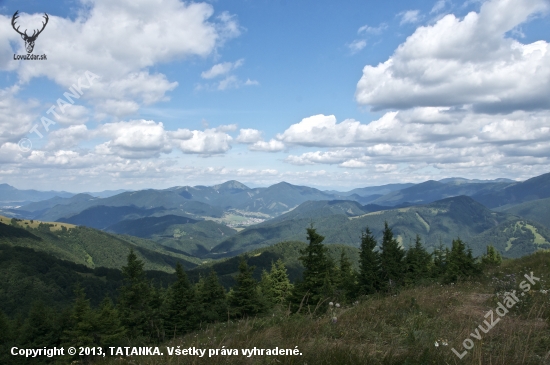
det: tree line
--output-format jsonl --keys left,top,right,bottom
{"left": 0, "top": 222, "right": 501, "bottom": 363}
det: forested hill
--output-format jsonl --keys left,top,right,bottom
{"left": 0, "top": 216, "right": 200, "bottom": 272}
{"left": 0, "top": 244, "right": 177, "bottom": 317}
{"left": 208, "top": 196, "right": 550, "bottom": 258}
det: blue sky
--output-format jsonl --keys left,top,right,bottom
{"left": 0, "top": 0, "right": 549, "bottom": 192}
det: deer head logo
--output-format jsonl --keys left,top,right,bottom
{"left": 11, "top": 11, "right": 49, "bottom": 54}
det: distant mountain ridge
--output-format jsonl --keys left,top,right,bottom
{"left": 471, "top": 172, "right": 550, "bottom": 208}
{"left": 0, "top": 183, "right": 73, "bottom": 203}
{"left": 207, "top": 195, "right": 516, "bottom": 257}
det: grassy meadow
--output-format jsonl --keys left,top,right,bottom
{"left": 84, "top": 251, "right": 550, "bottom": 365}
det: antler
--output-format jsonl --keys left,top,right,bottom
{"left": 32, "top": 13, "right": 49, "bottom": 38}
{"left": 11, "top": 11, "right": 49, "bottom": 39}
{"left": 11, "top": 10, "right": 27, "bottom": 37}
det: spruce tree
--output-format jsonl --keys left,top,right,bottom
{"left": 268, "top": 259, "right": 293, "bottom": 305}
{"left": 165, "top": 262, "right": 199, "bottom": 336}
{"left": 358, "top": 227, "right": 380, "bottom": 295}
{"left": 404, "top": 234, "right": 432, "bottom": 286}
{"left": 335, "top": 249, "right": 357, "bottom": 301}
{"left": 292, "top": 226, "right": 333, "bottom": 312}
{"left": 118, "top": 249, "right": 151, "bottom": 338}
{"left": 197, "top": 270, "right": 227, "bottom": 323}
{"left": 481, "top": 245, "right": 502, "bottom": 267}
{"left": 379, "top": 222, "right": 405, "bottom": 291}
{"left": 444, "top": 238, "right": 480, "bottom": 283}
{"left": 94, "top": 297, "right": 125, "bottom": 348}
{"left": 63, "top": 286, "right": 95, "bottom": 348}
{"left": 259, "top": 268, "right": 275, "bottom": 306}
{"left": 229, "top": 257, "right": 264, "bottom": 318}
{"left": 431, "top": 241, "right": 447, "bottom": 278}
{"left": 149, "top": 286, "right": 166, "bottom": 343}
{"left": 19, "top": 301, "right": 60, "bottom": 353}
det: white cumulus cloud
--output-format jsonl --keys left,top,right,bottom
{"left": 201, "top": 59, "right": 244, "bottom": 79}
{"left": 357, "top": 0, "right": 550, "bottom": 113}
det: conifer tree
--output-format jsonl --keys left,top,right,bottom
{"left": 444, "top": 238, "right": 480, "bottom": 283}
{"left": 292, "top": 226, "right": 333, "bottom": 311}
{"left": 335, "top": 249, "right": 357, "bottom": 301}
{"left": 481, "top": 245, "right": 502, "bottom": 267}
{"left": 93, "top": 297, "right": 125, "bottom": 348}
{"left": 118, "top": 249, "right": 151, "bottom": 338}
{"left": 379, "top": 222, "right": 405, "bottom": 291}
{"left": 358, "top": 227, "right": 380, "bottom": 295}
{"left": 148, "top": 286, "right": 166, "bottom": 343}
{"left": 404, "top": 234, "right": 432, "bottom": 285}
{"left": 229, "top": 257, "right": 264, "bottom": 317}
{"left": 19, "top": 301, "right": 60, "bottom": 352}
{"left": 259, "top": 268, "right": 275, "bottom": 305}
{"left": 197, "top": 270, "right": 227, "bottom": 323}
{"left": 431, "top": 241, "right": 447, "bottom": 278}
{"left": 63, "top": 286, "right": 95, "bottom": 347}
{"left": 268, "top": 259, "right": 293, "bottom": 305}
{"left": 165, "top": 262, "right": 199, "bottom": 336}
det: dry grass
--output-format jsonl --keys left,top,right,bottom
{"left": 0, "top": 215, "right": 76, "bottom": 231}
{"left": 81, "top": 251, "right": 550, "bottom": 365}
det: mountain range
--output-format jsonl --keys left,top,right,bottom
{"left": 1, "top": 172, "right": 549, "bottom": 261}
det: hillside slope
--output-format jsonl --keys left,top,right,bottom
{"left": 472, "top": 171, "right": 550, "bottom": 208}
{"left": 371, "top": 180, "right": 512, "bottom": 206}
{"left": 0, "top": 216, "right": 199, "bottom": 272}
{"left": 209, "top": 196, "right": 515, "bottom": 257}
{"left": 495, "top": 197, "right": 550, "bottom": 229}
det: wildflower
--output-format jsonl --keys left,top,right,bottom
{"left": 335, "top": 303, "right": 340, "bottom": 308}
{"left": 329, "top": 302, "right": 334, "bottom": 306}
{"left": 442, "top": 339, "right": 448, "bottom": 346}
{"left": 332, "top": 317, "right": 337, "bottom": 324}
{"left": 434, "top": 341, "right": 439, "bottom": 347}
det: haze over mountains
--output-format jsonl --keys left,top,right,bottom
{"left": 1, "top": 172, "right": 550, "bottom": 260}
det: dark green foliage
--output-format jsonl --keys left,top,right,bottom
{"left": 209, "top": 195, "right": 518, "bottom": 258}
{"left": 62, "top": 288, "right": 125, "bottom": 361}
{"left": 443, "top": 238, "right": 481, "bottom": 283}
{"left": 481, "top": 245, "right": 502, "bottom": 267}
{"left": 148, "top": 286, "right": 166, "bottom": 343}
{"left": 334, "top": 249, "right": 357, "bottom": 301}
{"left": 498, "top": 197, "right": 550, "bottom": 230}
{"left": 259, "top": 268, "right": 275, "bottom": 305}
{"left": 292, "top": 227, "right": 334, "bottom": 312}
{"left": 358, "top": 227, "right": 380, "bottom": 295}
{"left": 468, "top": 219, "right": 550, "bottom": 257}
{"left": 0, "top": 243, "right": 178, "bottom": 319}
{"left": 0, "top": 221, "right": 40, "bottom": 239}
{"left": 63, "top": 286, "right": 95, "bottom": 347}
{"left": 165, "top": 262, "right": 200, "bottom": 336}
{"left": 118, "top": 249, "right": 152, "bottom": 338}
{"left": 0, "top": 220, "right": 199, "bottom": 273}
{"left": 0, "top": 310, "right": 13, "bottom": 365}
{"left": 93, "top": 297, "right": 126, "bottom": 347}
{"left": 228, "top": 257, "right": 264, "bottom": 317}
{"left": 18, "top": 301, "right": 61, "bottom": 363}
{"left": 403, "top": 235, "right": 432, "bottom": 286}
{"left": 379, "top": 222, "right": 405, "bottom": 291}
{"left": 431, "top": 242, "right": 447, "bottom": 278}
{"left": 197, "top": 270, "right": 228, "bottom": 323}
{"left": 265, "top": 259, "right": 293, "bottom": 305}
